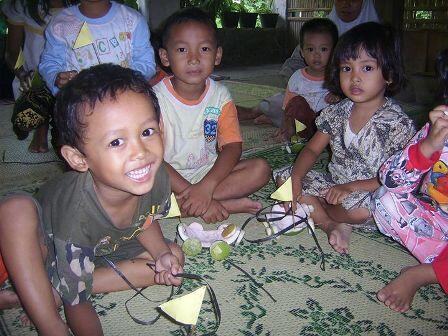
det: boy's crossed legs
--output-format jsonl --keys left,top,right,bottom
{"left": 177, "top": 158, "right": 271, "bottom": 223}
{"left": 212, "top": 158, "right": 271, "bottom": 212}
{"left": 0, "top": 196, "right": 183, "bottom": 336}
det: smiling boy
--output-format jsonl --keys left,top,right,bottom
{"left": 0, "top": 64, "right": 183, "bottom": 335}
{"left": 154, "top": 8, "right": 271, "bottom": 224}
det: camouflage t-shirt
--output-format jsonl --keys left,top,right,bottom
{"left": 35, "top": 165, "right": 170, "bottom": 305}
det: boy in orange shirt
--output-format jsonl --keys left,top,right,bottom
{"left": 154, "top": 8, "right": 271, "bottom": 223}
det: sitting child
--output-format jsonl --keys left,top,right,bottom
{"left": 372, "top": 49, "right": 448, "bottom": 313}
{"left": 0, "top": 64, "right": 184, "bottom": 335}
{"left": 279, "top": 18, "right": 339, "bottom": 141}
{"left": 154, "top": 8, "right": 271, "bottom": 224}
{"left": 39, "top": 0, "right": 156, "bottom": 95}
{"left": 274, "top": 22, "right": 415, "bottom": 254}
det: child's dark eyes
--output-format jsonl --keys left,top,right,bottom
{"left": 201, "top": 47, "right": 211, "bottom": 52}
{"left": 363, "top": 65, "right": 374, "bottom": 71}
{"left": 340, "top": 66, "right": 351, "bottom": 72}
{"left": 177, "top": 47, "right": 186, "bottom": 52}
{"left": 142, "top": 128, "right": 155, "bottom": 137}
{"left": 321, "top": 47, "right": 328, "bottom": 52}
{"left": 109, "top": 139, "right": 124, "bottom": 147}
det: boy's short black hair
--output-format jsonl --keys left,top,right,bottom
{"left": 299, "top": 18, "right": 338, "bottom": 49}
{"left": 160, "top": 7, "right": 218, "bottom": 48}
{"left": 326, "top": 22, "right": 404, "bottom": 96}
{"left": 54, "top": 64, "right": 160, "bottom": 149}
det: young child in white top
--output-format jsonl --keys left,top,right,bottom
{"left": 154, "top": 8, "right": 271, "bottom": 224}
{"left": 279, "top": 18, "right": 339, "bottom": 140}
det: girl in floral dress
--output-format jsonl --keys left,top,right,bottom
{"left": 372, "top": 49, "right": 448, "bottom": 313}
{"left": 274, "top": 22, "right": 415, "bottom": 254}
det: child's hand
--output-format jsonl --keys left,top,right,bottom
{"left": 325, "top": 92, "right": 341, "bottom": 105}
{"left": 178, "top": 183, "right": 214, "bottom": 217}
{"left": 321, "top": 183, "right": 352, "bottom": 205}
{"left": 201, "top": 199, "right": 229, "bottom": 223}
{"left": 290, "top": 174, "right": 303, "bottom": 211}
{"left": 154, "top": 252, "right": 183, "bottom": 286}
{"left": 420, "top": 105, "right": 448, "bottom": 157}
{"left": 55, "top": 70, "right": 78, "bottom": 89}
{"left": 15, "top": 69, "right": 33, "bottom": 92}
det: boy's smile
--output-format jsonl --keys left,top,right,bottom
{"left": 78, "top": 90, "right": 163, "bottom": 200}
{"left": 159, "top": 21, "right": 222, "bottom": 100}
{"left": 301, "top": 32, "right": 333, "bottom": 77}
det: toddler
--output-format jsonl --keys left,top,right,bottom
{"left": 275, "top": 22, "right": 415, "bottom": 254}
{"left": 372, "top": 49, "right": 448, "bottom": 313}
{"left": 279, "top": 17, "right": 339, "bottom": 140}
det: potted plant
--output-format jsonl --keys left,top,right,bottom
{"left": 257, "top": 0, "right": 278, "bottom": 28}
{"left": 221, "top": 0, "right": 240, "bottom": 29}
{"left": 238, "top": 0, "right": 258, "bottom": 29}
{"left": 189, "top": 0, "right": 224, "bottom": 23}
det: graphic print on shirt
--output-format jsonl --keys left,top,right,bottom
{"left": 428, "top": 160, "right": 448, "bottom": 206}
{"left": 73, "top": 30, "right": 132, "bottom": 70}
{"left": 184, "top": 106, "right": 220, "bottom": 171}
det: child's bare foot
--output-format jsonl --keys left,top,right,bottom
{"left": 0, "top": 289, "right": 20, "bottom": 309}
{"left": 28, "top": 124, "right": 49, "bottom": 153}
{"left": 254, "top": 114, "right": 274, "bottom": 125}
{"left": 377, "top": 264, "right": 437, "bottom": 313}
{"left": 221, "top": 197, "right": 262, "bottom": 214}
{"left": 237, "top": 106, "right": 262, "bottom": 121}
{"left": 319, "top": 222, "right": 352, "bottom": 254}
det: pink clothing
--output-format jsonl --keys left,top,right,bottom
{"left": 372, "top": 122, "right": 448, "bottom": 292}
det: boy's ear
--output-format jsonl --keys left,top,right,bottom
{"left": 214, "top": 46, "right": 223, "bottom": 66}
{"left": 60, "top": 145, "right": 89, "bottom": 172}
{"left": 159, "top": 48, "right": 170, "bottom": 67}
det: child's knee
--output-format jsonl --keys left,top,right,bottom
{"left": 169, "top": 242, "right": 185, "bottom": 266}
{"left": 0, "top": 196, "right": 39, "bottom": 231}
{"left": 253, "top": 158, "right": 271, "bottom": 183}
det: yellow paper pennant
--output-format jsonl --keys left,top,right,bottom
{"left": 270, "top": 177, "right": 293, "bottom": 202}
{"left": 73, "top": 22, "right": 94, "bottom": 49}
{"left": 159, "top": 286, "right": 206, "bottom": 325}
{"left": 14, "top": 49, "right": 24, "bottom": 70}
{"left": 165, "top": 193, "right": 181, "bottom": 218}
{"left": 295, "top": 119, "right": 307, "bottom": 133}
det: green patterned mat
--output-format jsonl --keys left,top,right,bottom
{"left": 1, "top": 145, "right": 447, "bottom": 336}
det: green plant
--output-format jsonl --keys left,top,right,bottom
{"left": 256, "top": 0, "right": 275, "bottom": 14}
{"left": 222, "top": 0, "right": 240, "bottom": 12}
{"left": 238, "top": 0, "right": 275, "bottom": 14}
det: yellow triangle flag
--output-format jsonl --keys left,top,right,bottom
{"left": 295, "top": 119, "right": 306, "bottom": 133}
{"left": 159, "top": 286, "right": 206, "bottom": 325}
{"left": 73, "top": 22, "right": 94, "bottom": 49}
{"left": 165, "top": 193, "right": 181, "bottom": 218}
{"left": 14, "top": 49, "right": 24, "bottom": 70}
{"left": 270, "top": 177, "right": 293, "bottom": 202}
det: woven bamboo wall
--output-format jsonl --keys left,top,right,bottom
{"left": 403, "top": 0, "right": 448, "bottom": 31}
{"left": 286, "top": 0, "right": 333, "bottom": 48}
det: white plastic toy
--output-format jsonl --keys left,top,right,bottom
{"left": 264, "top": 203, "right": 315, "bottom": 237}
{"left": 178, "top": 222, "right": 244, "bottom": 247}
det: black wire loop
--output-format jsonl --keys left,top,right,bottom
{"left": 102, "top": 256, "right": 221, "bottom": 335}
{"left": 241, "top": 202, "right": 326, "bottom": 271}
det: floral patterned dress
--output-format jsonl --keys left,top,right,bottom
{"left": 275, "top": 97, "right": 416, "bottom": 211}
